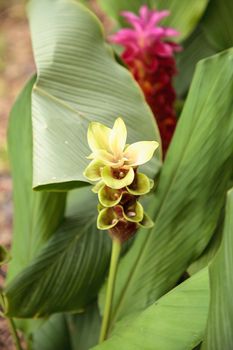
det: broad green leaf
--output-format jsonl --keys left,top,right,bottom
{"left": 28, "top": 0, "right": 161, "bottom": 191}
{"left": 175, "top": 0, "right": 233, "bottom": 97}
{"left": 5, "top": 187, "right": 111, "bottom": 317}
{"left": 175, "top": 26, "right": 215, "bottom": 97}
{"left": 31, "top": 314, "right": 71, "bottom": 350}
{"left": 98, "top": 0, "right": 150, "bottom": 25}
{"left": 202, "top": 0, "right": 233, "bottom": 51}
{"left": 98, "top": 0, "right": 209, "bottom": 41}
{"left": 99, "top": 49, "right": 233, "bottom": 330}
{"left": 7, "top": 76, "right": 66, "bottom": 282}
{"left": 188, "top": 209, "right": 224, "bottom": 275}
{"left": 154, "top": 0, "right": 209, "bottom": 42}
{"left": 67, "top": 303, "right": 101, "bottom": 350}
{"left": 95, "top": 269, "right": 209, "bottom": 350}
{"left": 202, "top": 189, "right": 233, "bottom": 350}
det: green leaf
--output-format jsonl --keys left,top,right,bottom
{"left": 94, "top": 269, "right": 209, "bottom": 350}
{"left": 28, "top": 0, "right": 161, "bottom": 191}
{"left": 188, "top": 209, "right": 224, "bottom": 275}
{"left": 98, "top": 0, "right": 150, "bottom": 25}
{"left": 7, "top": 76, "right": 66, "bottom": 282}
{"left": 154, "top": 0, "right": 209, "bottom": 42}
{"left": 31, "top": 314, "right": 71, "bottom": 350}
{"left": 202, "top": 0, "right": 233, "bottom": 51}
{"left": 99, "top": 49, "right": 233, "bottom": 330}
{"left": 175, "top": 0, "right": 233, "bottom": 97}
{"left": 175, "top": 26, "right": 215, "bottom": 97}
{"left": 202, "top": 189, "right": 233, "bottom": 350}
{"left": 67, "top": 303, "right": 101, "bottom": 350}
{"left": 0, "top": 245, "right": 10, "bottom": 266}
{"left": 98, "top": 0, "right": 209, "bottom": 41}
{"left": 5, "top": 187, "right": 111, "bottom": 317}
{"left": 30, "top": 304, "right": 100, "bottom": 350}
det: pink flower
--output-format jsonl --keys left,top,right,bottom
{"left": 109, "top": 5, "right": 181, "bottom": 155}
{"left": 110, "top": 5, "right": 181, "bottom": 62}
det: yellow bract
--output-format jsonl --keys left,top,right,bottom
{"left": 84, "top": 117, "right": 159, "bottom": 183}
{"left": 84, "top": 117, "right": 157, "bottom": 236}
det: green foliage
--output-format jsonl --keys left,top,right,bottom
{"left": 28, "top": 0, "right": 161, "bottom": 191}
{"left": 31, "top": 314, "right": 71, "bottom": 350}
{"left": 174, "top": 26, "right": 215, "bottom": 96}
{"left": 0, "top": 245, "right": 10, "bottom": 266}
{"left": 98, "top": 0, "right": 209, "bottom": 41}
{"left": 99, "top": 48, "right": 233, "bottom": 327}
{"left": 7, "top": 76, "right": 66, "bottom": 282}
{"left": 175, "top": 0, "right": 233, "bottom": 96}
{"left": 5, "top": 187, "right": 111, "bottom": 317}
{"left": 5, "top": 0, "right": 233, "bottom": 349}
{"left": 67, "top": 304, "right": 101, "bottom": 350}
{"left": 202, "top": 189, "right": 233, "bottom": 350}
{"left": 94, "top": 269, "right": 209, "bottom": 350}
{"left": 202, "top": 0, "right": 233, "bottom": 50}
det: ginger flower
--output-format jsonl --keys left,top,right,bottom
{"left": 109, "top": 6, "right": 181, "bottom": 155}
{"left": 84, "top": 117, "right": 159, "bottom": 242}
{"left": 109, "top": 6, "right": 180, "bottom": 61}
{"left": 84, "top": 117, "right": 158, "bottom": 189}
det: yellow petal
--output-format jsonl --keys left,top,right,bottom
{"left": 93, "top": 150, "right": 124, "bottom": 167}
{"left": 87, "top": 122, "right": 111, "bottom": 153}
{"left": 83, "top": 159, "right": 104, "bottom": 181}
{"left": 92, "top": 150, "right": 120, "bottom": 166}
{"left": 109, "top": 118, "right": 127, "bottom": 157}
{"left": 124, "top": 141, "right": 159, "bottom": 166}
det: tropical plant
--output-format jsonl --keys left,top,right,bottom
{"left": 1, "top": 0, "right": 233, "bottom": 349}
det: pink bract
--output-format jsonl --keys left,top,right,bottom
{"left": 109, "top": 5, "right": 181, "bottom": 59}
{"left": 109, "top": 5, "right": 182, "bottom": 155}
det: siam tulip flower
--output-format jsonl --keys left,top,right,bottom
{"left": 109, "top": 5, "right": 181, "bottom": 155}
{"left": 85, "top": 118, "right": 159, "bottom": 344}
{"left": 83, "top": 117, "right": 158, "bottom": 242}
{"left": 84, "top": 117, "right": 158, "bottom": 189}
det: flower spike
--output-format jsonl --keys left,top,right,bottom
{"left": 109, "top": 6, "right": 182, "bottom": 155}
{"left": 84, "top": 117, "right": 158, "bottom": 242}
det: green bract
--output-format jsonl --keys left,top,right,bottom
{"left": 122, "top": 201, "right": 144, "bottom": 223}
{"left": 98, "top": 186, "right": 123, "bottom": 208}
{"left": 127, "top": 173, "right": 153, "bottom": 195}
{"left": 101, "top": 166, "right": 135, "bottom": 190}
{"left": 97, "top": 207, "right": 122, "bottom": 230}
{"left": 83, "top": 117, "right": 156, "bottom": 241}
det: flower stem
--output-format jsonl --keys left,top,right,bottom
{"left": 7, "top": 317, "right": 23, "bottom": 350}
{"left": 99, "top": 237, "right": 121, "bottom": 343}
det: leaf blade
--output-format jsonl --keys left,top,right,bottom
{"left": 5, "top": 187, "right": 111, "bottom": 317}
{"left": 100, "top": 49, "right": 233, "bottom": 329}
{"left": 202, "top": 189, "right": 233, "bottom": 350}
{"left": 28, "top": 0, "right": 161, "bottom": 190}
{"left": 7, "top": 76, "right": 66, "bottom": 282}
{"left": 95, "top": 269, "right": 209, "bottom": 350}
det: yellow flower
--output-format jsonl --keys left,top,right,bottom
{"left": 84, "top": 117, "right": 159, "bottom": 189}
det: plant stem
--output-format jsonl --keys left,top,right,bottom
{"left": 99, "top": 238, "right": 121, "bottom": 343}
{"left": 8, "top": 317, "right": 23, "bottom": 350}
